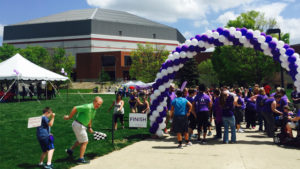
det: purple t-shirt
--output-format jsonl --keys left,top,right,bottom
{"left": 263, "top": 98, "right": 275, "bottom": 113}
{"left": 237, "top": 96, "right": 245, "bottom": 110}
{"left": 194, "top": 93, "right": 211, "bottom": 112}
{"left": 222, "top": 95, "right": 234, "bottom": 117}
{"left": 256, "top": 94, "right": 267, "bottom": 112}
{"left": 291, "top": 91, "right": 300, "bottom": 104}
{"left": 245, "top": 97, "right": 256, "bottom": 110}
{"left": 277, "top": 98, "right": 288, "bottom": 112}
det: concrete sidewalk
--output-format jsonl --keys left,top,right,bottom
{"left": 72, "top": 128, "right": 300, "bottom": 169}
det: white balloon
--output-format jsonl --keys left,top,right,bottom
{"left": 163, "top": 82, "right": 170, "bottom": 89}
{"left": 158, "top": 85, "right": 166, "bottom": 92}
{"left": 180, "top": 51, "right": 187, "bottom": 58}
{"left": 150, "top": 94, "right": 155, "bottom": 101}
{"left": 187, "top": 52, "right": 193, "bottom": 58}
{"left": 191, "top": 39, "right": 198, "bottom": 46}
{"left": 212, "top": 31, "right": 219, "bottom": 39}
{"left": 154, "top": 90, "right": 160, "bottom": 97}
{"left": 253, "top": 30, "right": 261, "bottom": 38}
{"left": 297, "top": 88, "right": 300, "bottom": 93}
{"left": 294, "top": 53, "right": 300, "bottom": 59}
{"left": 296, "top": 74, "right": 300, "bottom": 80}
{"left": 277, "top": 41, "right": 284, "bottom": 48}
{"left": 198, "top": 40, "right": 205, "bottom": 47}
{"left": 206, "top": 30, "right": 213, "bottom": 37}
{"left": 219, "top": 35, "right": 226, "bottom": 42}
{"left": 174, "top": 65, "right": 180, "bottom": 71}
{"left": 185, "top": 40, "right": 192, "bottom": 46}
{"left": 261, "top": 42, "right": 268, "bottom": 50}
{"left": 158, "top": 123, "right": 166, "bottom": 130}
{"left": 156, "top": 72, "right": 162, "bottom": 79}
{"left": 156, "top": 130, "right": 164, "bottom": 137}
{"left": 248, "top": 29, "right": 254, "bottom": 33}
{"left": 161, "top": 69, "right": 168, "bottom": 76}
{"left": 234, "top": 31, "right": 242, "bottom": 38}
{"left": 239, "top": 36, "right": 247, "bottom": 44}
{"left": 258, "top": 36, "right": 266, "bottom": 43}
{"left": 152, "top": 110, "right": 159, "bottom": 116}
{"left": 150, "top": 121, "right": 154, "bottom": 126}
{"left": 157, "top": 105, "right": 163, "bottom": 112}
{"left": 167, "top": 67, "right": 174, "bottom": 74}
{"left": 149, "top": 115, "right": 156, "bottom": 122}
{"left": 204, "top": 42, "right": 211, "bottom": 49}
{"left": 280, "top": 48, "right": 286, "bottom": 55}
{"left": 168, "top": 54, "right": 175, "bottom": 61}
{"left": 179, "top": 64, "right": 184, "bottom": 68}
{"left": 174, "top": 52, "right": 180, "bottom": 59}
{"left": 192, "top": 51, "right": 197, "bottom": 56}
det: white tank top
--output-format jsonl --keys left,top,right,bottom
{"left": 113, "top": 101, "right": 124, "bottom": 114}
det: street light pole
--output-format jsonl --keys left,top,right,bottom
{"left": 266, "top": 28, "right": 284, "bottom": 88}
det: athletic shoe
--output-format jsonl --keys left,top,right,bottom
{"left": 38, "top": 163, "right": 44, "bottom": 167}
{"left": 201, "top": 139, "right": 207, "bottom": 144}
{"left": 185, "top": 141, "right": 192, "bottom": 147}
{"left": 76, "top": 158, "right": 90, "bottom": 164}
{"left": 237, "top": 129, "right": 244, "bottom": 133}
{"left": 197, "top": 138, "right": 202, "bottom": 143}
{"left": 207, "top": 131, "right": 212, "bottom": 136}
{"left": 44, "top": 164, "right": 53, "bottom": 169}
{"left": 177, "top": 144, "right": 183, "bottom": 149}
{"left": 65, "top": 149, "right": 73, "bottom": 156}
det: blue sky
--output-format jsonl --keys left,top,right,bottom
{"left": 0, "top": 0, "right": 300, "bottom": 45}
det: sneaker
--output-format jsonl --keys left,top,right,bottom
{"left": 65, "top": 149, "right": 73, "bottom": 156}
{"left": 76, "top": 158, "right": 90, "bottom": 164}
{"left": 207, "top": 131, "right": 212, "bottom": 136}
{"left": 38, "top": 163, "right": 44, "bottom": 167}
{"left": 44, "top": 164, "right": 53, "bottom": 169}
{"left": 237, "top": 129, "right": 244, "bottom": 133}
{"left": 201, "top": 139, "right": 207, "bottom": 144}
{"left": 197, "top": 138, "right": 202, "bottom": 143}
{"left": 177, "top": 144, "right": 183, "bottom": 149}
{"left": 185, "top": 141, "right": 192, "bottom": 147}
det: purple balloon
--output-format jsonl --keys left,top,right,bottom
{"left": 152, "top": 122, "right": 159, "bottom": 129}
{"left": 181, "top": 45, "right": 189, "bottom": 52}
{"left": 240, "top": 28, "right": 248, "bottom": 36}
{"left": 201, "top": 35, "right": 209, "bottom": 41}
{"left": 260, "top": 32, "right": 266, "bottom": 37}
{"left": 265, "top": 35, "right": 272, "bottom": 43}
{"left": 176, "top": 46, "right": 181, "bottom": 53}
{"left": 283, "top": 44, "right": 290, "bottom": 49}
{"left": 188, "top": 45, "right": 195, "bottom": 52}
{"left": 156, "top": 117, "right": 163, "bottom": 123}
{"left": 228, "top": 35, "right": 235, "bottom": 42}
{"left": 149, "top": 127, "right": 156, "bottom": 134}
{"left": 172, "top": 50, "right": 176, "bottom": 54}
{"left": 223, "top": 30, "right": 230, "bottom": 37}
{"left": 217, "top": 27, "right": 224, "bottom": 34}
{"left": 250, "top": 38, "right": 258, "bottom": 45}
{"left": 159, "top": 110, "right": 167, "bottom": 117}
{"left": 288, "top": 55, "right": 297, "bottom": 63}
{"left": 156, "top": 79, "right": 163, "bottom": 86}
{"left": 268, "top": 41, "right": 277, "bottom": 49}
{"left": 246, "top": 32, "right": 254, "bottom": 39}
{"left": 208, "top": 37, "right": 214, "bottom": 44}
{"left": 289, "top": 63, "right": 298, "bottom": 70}
{"left": 195, "top": 34, "right": 202, "bottom": 41}
{"left": 236, "top": 28, "right": 241, "bottom": 31}
{"left": 286, "top": 48, "right": 295, "bottom": 56}
{"left": 162, "top": 76, "right": 169, "bottom": 83}
{"left": 174, "top": 59, "right": 180, "bottom": 65}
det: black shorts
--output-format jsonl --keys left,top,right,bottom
{"left": 188, "top": 114, "right": 197, "bottom": 129}
{"left": 197, "top": 111, "right": 210, "bottom": 132}
{"left": 234, "top": 108, "right": 244, "bottom": 125}
{"left": 113, "top": 114, "right": 124, "bottom": 123}
{"left": 173, "top": 115, "right": 188, "bottom": 133}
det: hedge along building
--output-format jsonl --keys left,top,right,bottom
{"left": 3, "top": 8, "right": 185, "bottom": 81}
{"left": 148, "top": 27, "right": 300, "bottom": 137}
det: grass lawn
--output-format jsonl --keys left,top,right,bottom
{"left": 0, "top": 94, "right": 150, "bottom": 169}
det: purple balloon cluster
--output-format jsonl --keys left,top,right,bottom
{"left": 149, "top": 27, "right": 300, "bottom": 136}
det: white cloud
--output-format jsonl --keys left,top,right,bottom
{"left": 0, "top": 24, "right": 4, "bottom": 37}
{"left": 183, "top": 31, "right": 193, "bottom": 39}
{"left": 86, "top": 0, "right": 255, "bottom": 23}
{"left": 194, "top": 20, "right": 209, "bottom": 28}
{"left": 216, "top": 11, "right": 238, "bottom": 25}
{"left": 245, "top": 2, "right": 287, "bottom": 19}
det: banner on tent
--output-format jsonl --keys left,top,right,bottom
{"left": 129, "top": 113, "right": 147, "bottom": 128}
{"left": 28, "top": 116, "right": 42, "bottom": 128}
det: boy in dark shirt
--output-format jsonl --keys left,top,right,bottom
{"left": 37, "top": 107, "right": 55, "bottom": 169}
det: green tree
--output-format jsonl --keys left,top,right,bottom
{"left": 130, "top": 44, "right": 169, "bottom": 82}
{"left": 19, "top": 46, "right": 49, "bottom": 66}
{"left": 0, "top": 44, "right": 20, "bottom": 62}
{"left": 176, "top": 58, "right": 200, "bottom": 87}
{"left": 212, "top": 10, "right": 289, "bottom": 85}
{"left": 198, "top": 59, "right": 219, "bottom": 86}
{"left": 99, "top": 68, "right": 111, "bottom": 82}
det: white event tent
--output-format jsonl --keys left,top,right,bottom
{"left": 0, "top": 53, "right": 68, "bottom": 102}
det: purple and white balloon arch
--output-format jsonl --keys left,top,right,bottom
{"left": 148, "top": 27, "right": 300, "bottom": 137}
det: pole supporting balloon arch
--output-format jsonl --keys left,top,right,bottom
{"left": 148, "top": 27, "right": 300, "bottom": 137}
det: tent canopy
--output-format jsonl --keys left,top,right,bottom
{"left": 0, "top": 53, "right": 68, "bottom": 81}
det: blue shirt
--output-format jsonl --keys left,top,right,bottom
{"left": 172, "top": 97, "right": 188, "bottom": 116}
{"left": 194, "top": 93, "right": 211, "bottom": 112}
{"left": 36, "top": 116, "right": 50, "bottom": 139}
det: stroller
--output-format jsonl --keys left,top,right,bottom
{"left": 273, "top": 112, "right": 300, "bottom": 147}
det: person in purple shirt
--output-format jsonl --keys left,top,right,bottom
{"left": 165, "top": 84, "right": 176, "bottom": 134}
{"left": 262, "top": 94, "right": 283, "bottom": 137}
{"left": 256, "top": 88, "right": 268, "bottom": 131}
{"left": 220, "top": 90, "right": 238, "bottom": 144}
{"left": 234, "top": 88, "right": 245, "bottom": 133}
{"left": 245, "top": 90, "right": 256, "bottom": 129}
{"left": 212, "top": 88, "right": 222, "bottom": 139}
{"left": 192, "top": 84, "right": 212, "bottom": 144}
{"left": 186, "top": 89, "right": 197, "bottom": 140}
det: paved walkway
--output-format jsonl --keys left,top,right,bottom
{"left": 72, "top": 128, "right": 300, "bottom": 169}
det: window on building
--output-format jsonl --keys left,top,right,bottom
{"left": 153, "top": 33, "right": 156, "bottom": 39}
{"left": 119, "top": 31, "right": 122, "bottom": 36}
{"left": 102, "top": 56, "right": 115, "bottom": 67}
{"left": 124, "top": 55, "right": 132, "bottom": 66}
